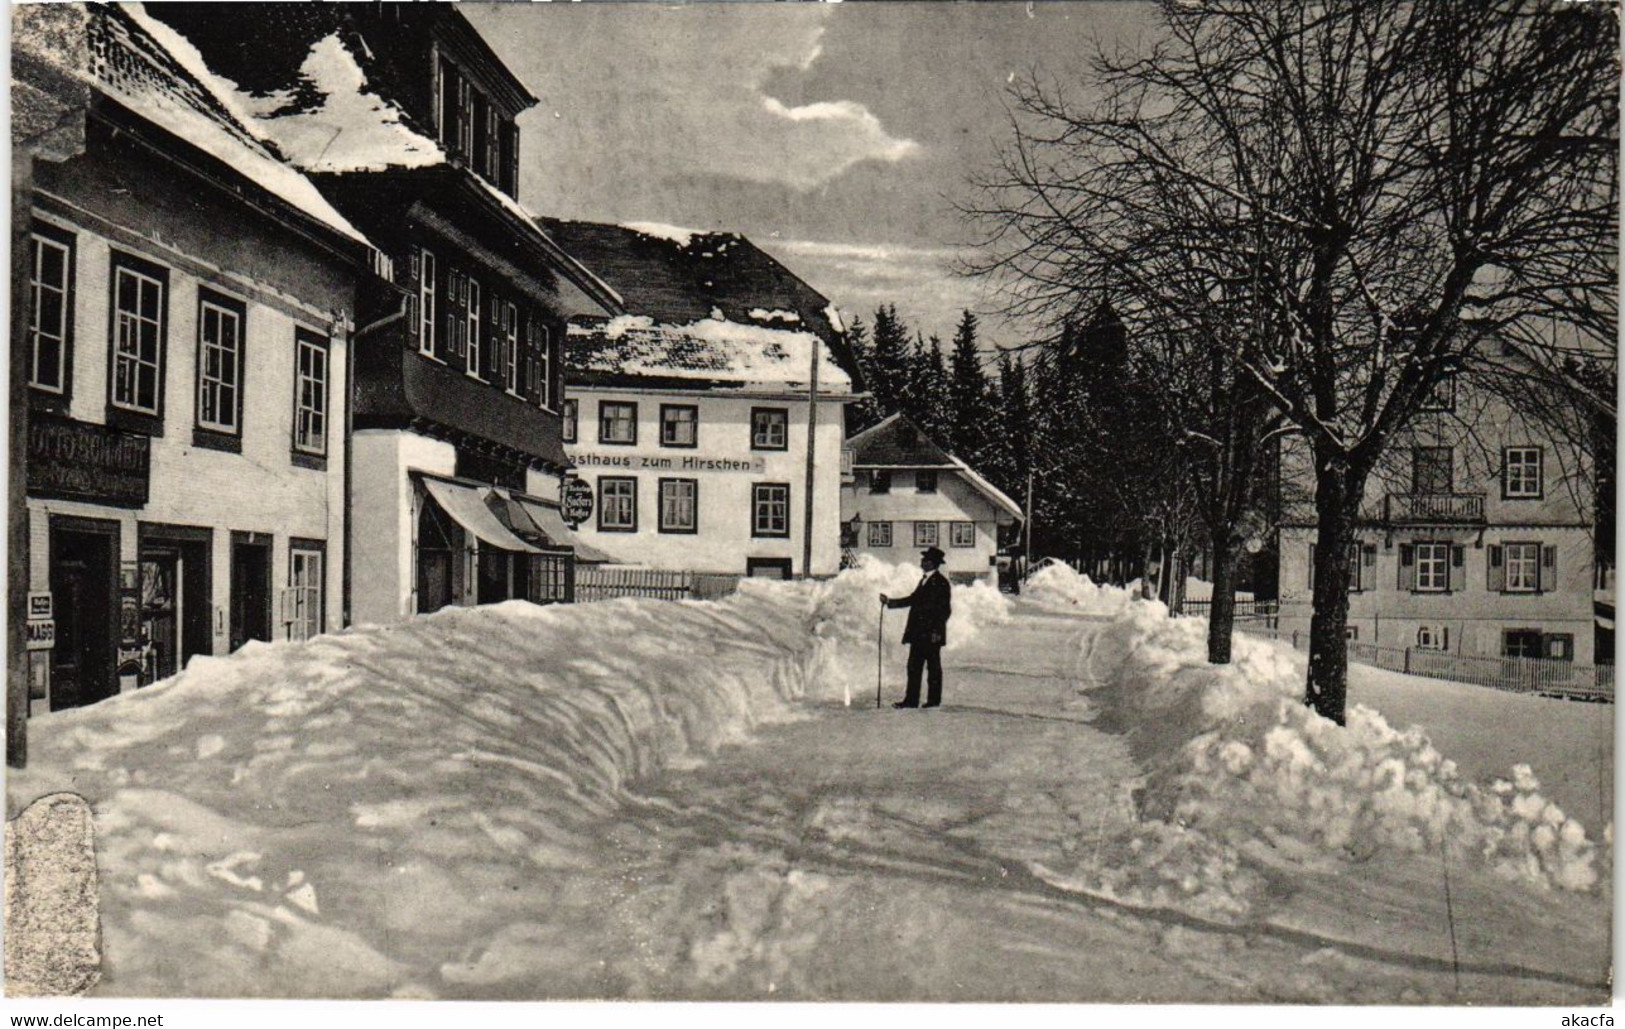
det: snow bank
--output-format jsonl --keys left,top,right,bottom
{"left": 1024, "top": 562, "right": 1141, "bottom": 617}
{"left": 1036, "top": 604, "right": 1606, "bottom": 918}
{"left": 7, "top": 591, "right": 834, "bottom": 996}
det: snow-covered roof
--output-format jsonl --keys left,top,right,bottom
{"left": 226, "top": 32, "right": 444, "bottom": 173}
{"left": 848, "top": 414, "right": 1023, "bottom": 521}
{"left": 566, "top": 315, "right": 852, "bottom": 393}
{"left": 94, "top": 5, "right": 368, "bottom": 246}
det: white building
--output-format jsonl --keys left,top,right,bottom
{"left": 842, "top": 414, "right": 1022, "bottom": 585}
{"left": 541, "top": 221, "right": 862, "bottom": 579}
{"left": 16, "top": 6, "right": 372, "bottom": 711}
{"left": 1276, "top": 370, "right": 1599, "bottom": 663}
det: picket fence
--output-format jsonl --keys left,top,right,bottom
{"left": 1236, "top": 625, "right": 1614, "bottom": 703}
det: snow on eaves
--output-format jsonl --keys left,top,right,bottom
{"left": 228, "top": 33, "right": 443, "bottom": 173}
{"left": 748, "top": 308, "right": 800, "bottom": 323}
{"left": 822, "top": 304, "right": 845, "bottom": 334}
{"left": 569, "top": 315, "right": 853, "bottom": 392}
{"left": 104, "top": 5, "right": 367, "bottom": 245}
{"left": 621, "top": 221, "right": 703, "bottom": 248}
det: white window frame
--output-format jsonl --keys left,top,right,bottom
{"left": 658, "top": 478, "right": 697, "bottom": 533}
{"left": 294, "top": 331, "right": 329, "bottom": 456}
{"left": 562, "top": 398, "right": 577, "bottom": 443}
{"left": 29, "top": 232, "right": 71, "bottom": 394}
{"left": 1414, "top": 542, "right": 1450, "bottom": 593}
{"left": 112, "top": 263, "right": 165, "bottom": 416}
{"left": 196, "top": 296, "right": 243, "bottom": 434}
{"left": 600, "top": 401, "right": 637, "bottom": 445}
{"left": 465, "top": 277, "right": 483, "bottom": 379}
{"left": 536, "top": 323, "right": 552, "bottom": 410}
{"left": 1504, "top": 541, "right": 1540, "bottom": 593}
{"left": 598, "top": 476, "right": 637, "bottom": 531}
{"left": 503, "top": 301, "right": 520, "bottom": 396}
{"left": 868, "top": 521, "right": 892, "bottom": 548}
{"left": 950, "top": 521, "right": 975, "bottom": 548}
{"left": 752, "top": 483, "right": 791, "bottom": 538}
{"left": 419, "top": 248, "right": 437, "bottom": 356}
{"left": 914, "top": 521, "right": 939, "bottom": 548}
{"left": 752, "top": 408, "right": 789, "bottom": 450}
{"left": 1504, "top": 447, "right": 1542, "bottom": 499}
{"left": 288, "top": 547, "right": 324, "bottom": 642}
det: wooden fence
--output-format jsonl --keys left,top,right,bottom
{"left": 572, "top": 568, "right": 743, "bottom": 603}
{"left": 574, "top": 567, "right": 693, "bottom": 603}
{"left": 1236, "top": 625, "right": 1614, "bottom": 703}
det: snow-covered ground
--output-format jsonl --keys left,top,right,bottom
{"left": 6, "top": 563, "right": 1609, "bottom": 1001}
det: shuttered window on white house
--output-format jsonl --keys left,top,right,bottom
{"left": 286, "top": 546, "right": 324, "bottom": 642}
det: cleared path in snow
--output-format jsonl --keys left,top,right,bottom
{"left": 489, "top": 606, "right": 1603, "bottom": 1003}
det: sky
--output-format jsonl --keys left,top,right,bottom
{"left": 465, "top": 2, "right": 1163, "bottom": 350}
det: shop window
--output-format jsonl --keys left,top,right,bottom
{"left": 868, "top": 521, "right": 893, "bottom": 547}
{"left": 599, "top": 401, "right": 637, "bottom": 445}
{"left": 661, "top": 404, "right": 698, "bottom": 447}
{"left": 562, "top": 399, "right": 578, "bottom": 443}
{"left": 1502, "top": 447, "right": 1542, "bottom": 499}
{"left": 598, "top": 477, "right": 637, "bottom": 532}
{"left": 109, "top": 252, "right": 168, "bottom": 421}
{"left": 916, "top": 470, "right": 938, "bottom": 493}
{"left": 751, "top": 407, "right": 788, "bottom": 450}
{"left": 293, "top": 330, "right": 328, "bottom": 458}
{"left": 195, "top": 289, "right": 245, "bottom": 439}
{"left": 658, "top": 478, "right": 698, "bottom": 534}
{"left": 28, "top": 225, "right": 74, "bottom": 397}
{"left": 914, "top": 521, "right": 939, "bottom": 548}
{"left": 752, "top": 483, "right": 790, "bottom": 538}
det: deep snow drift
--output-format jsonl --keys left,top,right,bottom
{"left": 5, "top": 562, "right": 1608, "bottom": 999}
{"left": 1024, "top": 565, "right": 1609, "bottom": 919}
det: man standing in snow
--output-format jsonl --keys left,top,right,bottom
{"left": 879, "top": 546, "right": 953, "bottom": 709}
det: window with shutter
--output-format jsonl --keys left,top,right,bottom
{"left": 1540, "top": 544, "right": 1557, "bottom": 593}
{"left": 1398, "top": 544, "right": 1415, "bottom": 591}
{"left": 1448, "top": 545, "right": 1465, "bottom": 592}
{"left": 1487, "top": 544, "right": 1505, "bottom": 592}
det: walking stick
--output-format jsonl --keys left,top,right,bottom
{"left": 876, "top": 602, "right": 885, "bottom": 709}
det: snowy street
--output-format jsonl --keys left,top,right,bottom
{"left": 5, "top": 568, "right": 1611, "bottom": 1002}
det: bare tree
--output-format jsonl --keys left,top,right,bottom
{"left": 967, "top": 0, "right": 1617, "bottom": 723}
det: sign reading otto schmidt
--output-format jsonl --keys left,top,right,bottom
{"left": 27, "top": 414, "right": 150, "bottom": 508}
{"left": 569, "top": 451, "right": 767, "bottom": 474}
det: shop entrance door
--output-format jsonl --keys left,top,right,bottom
{"left": 138, "top": 524, "right": 214, "bottom": 683}
{"left": 417, "top": 500, "right": 458, "bottom": 613}
{"left": 140, "top": 548, "right": 181, "bottom": 680}
{"left": 49, "top": 520, "right": 118, "bottom": 710}
{"left": 230, "top": 533, "right": 272, "bottom": 651}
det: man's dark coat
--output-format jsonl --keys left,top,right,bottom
{"left": 887, "top": 570, "right": 953, "bottom": 646}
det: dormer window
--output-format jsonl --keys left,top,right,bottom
{"left": 436, "top": 54, "right": 521, "bottom": 199}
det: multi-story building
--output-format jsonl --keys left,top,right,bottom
{"left": 842, "top": 414, "right": 1022, "bottom": 586}
{"left": 150, "top": 5, "right": 622, "bottom": 622}
{"left": 13, "top": 5, "right": 376, "bottom": 711}
{"left": 1276, "top": 372, "right": 1598, "bottom": 663}
{"left": 539, "top": 220, "right": 861, "bottom": 579}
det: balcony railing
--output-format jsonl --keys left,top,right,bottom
{"left": 1384, "top": 492, "right": 1486, "bottom": 524}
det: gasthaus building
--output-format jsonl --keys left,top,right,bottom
{"left": 14, "top": 5, "right": 378, "bottom": 713}
{"left": 841, "top": 414, "right": 1023, "bottom": 585}
{"left": 149, "top": 4, "right": 622, "bottom": 624}
{"left": 537, "top": 221, "right": 863, "bottom": 580}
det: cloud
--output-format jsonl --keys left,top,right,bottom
{"left": 497, "top": 7, "right": 921, "bottom": 194}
